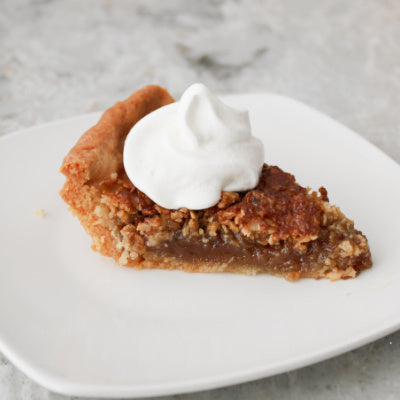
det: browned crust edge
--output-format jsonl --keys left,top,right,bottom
{"left": 60, "top": 85, "right": 175, "bottom": 185}
{"left": 60, "top": 85, "right": 175, "bottom": 268}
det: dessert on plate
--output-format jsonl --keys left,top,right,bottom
{"left": 60, "top": 84, "right": 372, "bottom": 281}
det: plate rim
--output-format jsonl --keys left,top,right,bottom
{"left": 0, "top": 317, "right": 399, "bottom": 398}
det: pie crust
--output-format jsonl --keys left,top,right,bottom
{"left": 60, "top": 85, "right": 372, "bottom": 281}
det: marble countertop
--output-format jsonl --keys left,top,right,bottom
{"left": 1, "top": 0, "right": 399, "bottom": 399}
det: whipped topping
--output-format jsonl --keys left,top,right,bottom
{"left": 123, "top": 83, "right": 264, "bottom": 210}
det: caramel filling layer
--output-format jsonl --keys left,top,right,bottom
{"left": 149, "top": 230, "right": 371, "bottom": 277}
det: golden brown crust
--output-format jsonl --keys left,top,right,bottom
{"left": 60, "top": 85, "right": 175, "bottom": 185}
{"left": 60, "top": 85, "right": 372, "bottom": 281}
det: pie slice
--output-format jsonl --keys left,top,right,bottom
{"left": 60, "top": 85, "right": 372, "bottom": 281}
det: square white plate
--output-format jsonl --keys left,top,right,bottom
{"left": 0, "top": 93, "right": 400, "bottom": 398}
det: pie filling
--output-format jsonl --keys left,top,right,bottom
{"left": 147, "top": 230, "right": 371, "bottom": 280}
{"left": 85, "top": 165, "right": 372, "bottom": 281}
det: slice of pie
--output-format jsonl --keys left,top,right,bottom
{"left": 60, "top": 85, "right": 372, "bottom": 281}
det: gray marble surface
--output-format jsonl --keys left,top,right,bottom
{"left": 1, "top": 0, "right": 399, "bottom": 399}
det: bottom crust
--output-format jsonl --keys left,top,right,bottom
{"left": 124, "top": 250, "right": 362, "bottom": 282}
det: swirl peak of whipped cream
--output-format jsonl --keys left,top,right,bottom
{"left": 123, "top": 83, "right": 264, "bottom": 210}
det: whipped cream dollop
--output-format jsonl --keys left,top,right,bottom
{"left": 123, "top": 83, "right": 264, "bottom": 210}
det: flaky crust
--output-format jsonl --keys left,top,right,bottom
{"left": 60, "top": 85, "right": 372, "bottom": 281}
{"left": 60, "top": 85, "right": 174, "bottom": 185}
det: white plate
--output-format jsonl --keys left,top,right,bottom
{"left": 1, "top": 94, "right": 400, "bottom": 398}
